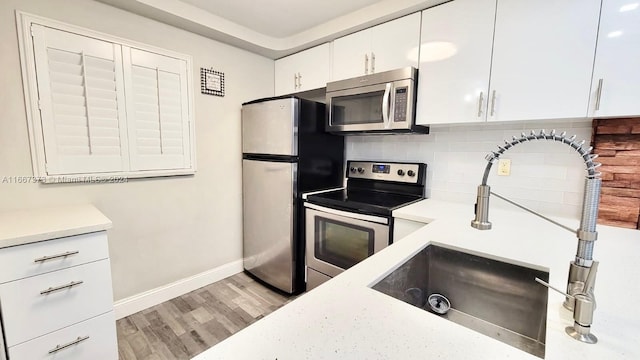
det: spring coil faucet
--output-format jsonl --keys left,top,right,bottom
{"left": 471, "top": 129, "right": 601, "bottom": 344}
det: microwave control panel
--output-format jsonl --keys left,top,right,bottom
{"left": 393, "top": 87, "right": 408, "bottom": 122}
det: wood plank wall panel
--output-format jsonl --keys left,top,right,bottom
{"left": 592, "top": 118, "right": 640, "bottom": 229}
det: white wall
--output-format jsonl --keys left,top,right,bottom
{"left": 0, "top": 0, "right": 274, "bottom": 301}
{"left": 347, "top": 120, "right": 593, "bottom": 218}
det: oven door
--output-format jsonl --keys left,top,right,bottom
{"left": 305, "top": 203, "right": 389, "bottom": 278}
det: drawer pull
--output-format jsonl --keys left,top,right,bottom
{"left": 48, "top": 335, "right": 90, "bottom": 354}
{"left": 34, "top": 250, "right": 79, "bottom": 263}
{"left": 40, "top": 280, "right": 84, "bottom": 295}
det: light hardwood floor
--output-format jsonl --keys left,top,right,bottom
{"left": 117, "top": 272, "right": 294, "bottom": 360}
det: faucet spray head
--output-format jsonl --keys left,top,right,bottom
{"left": 471, "top": 185, "right": 492, "bottom": 230}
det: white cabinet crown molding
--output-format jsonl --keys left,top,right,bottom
{"left": 96, "top": 0, "right": 448, "bottom": 58}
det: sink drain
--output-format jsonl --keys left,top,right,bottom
{"left": 427, "top": 293, "right": 451, "bottom": 315}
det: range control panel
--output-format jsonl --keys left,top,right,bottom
{"left": 347, "top": 161, "right": 425, "bottom": 184}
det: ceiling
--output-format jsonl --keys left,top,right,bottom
{"left": 179, "top": 0, "right": 386, "bottom": 38}
{"left": 97, "top": 0, "right": 446, "bottom": 58}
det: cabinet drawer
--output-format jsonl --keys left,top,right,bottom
{"left": 0, "top": 231, "right": 109, "bottom": 284}
{"left": 0, "top": 259, "right": 113, "bottom": 347}
{"left": 7, "top": 311, "right": 117, "bottom": 360}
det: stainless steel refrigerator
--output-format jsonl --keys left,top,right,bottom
{"left": 241, "top": 96, "right": 344, "bottom": 294}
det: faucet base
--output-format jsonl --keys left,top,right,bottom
{"left": 563, "top": 261, "right": 590, "bottom": 310}
{"left": 566, "top": 323, "right": 597, "bottom": 344}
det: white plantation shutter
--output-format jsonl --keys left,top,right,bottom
{"left": 124, "top": 48, "right": 191, "bottom": 171}
{"left": 31, "top": 25, "right": 128, "bottom": 175}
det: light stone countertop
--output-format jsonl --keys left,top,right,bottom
{"left": 195, "top": 199, "right": 640, "bottom": 360}
{"left": 0, "top": 204, "right": 112, "bottom": 248}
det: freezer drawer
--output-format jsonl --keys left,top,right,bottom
{"left": 242, "top": 159, "right": 298, "bottom": 293}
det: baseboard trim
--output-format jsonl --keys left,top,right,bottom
{"left": 114, "top": 260, "right": 243, "bottom": 319}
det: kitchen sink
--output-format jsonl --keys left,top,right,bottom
{"left": 371, "top": 244, "right": 549, "bottom": 358}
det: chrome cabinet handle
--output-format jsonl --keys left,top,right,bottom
{"left": 48, "top": 336, "right": 90, "bottom": 354}
{"left": 40, "top": 280, "right": 84, "bottom": 295}
{"left": 371, "top": 52, "right": 375, "bottom": 73}
{"left": 364, "top": 54, "right": 369, "bottom": 74}
{"left": 490, "top": 90, "right": 497, "bottom": 117}
{"left": 595, "top": 78, "right": 603, "bottom": 111}
{"left": 298, "top": 72, "right": 302, "bottom": 89}
{"left": 34, "top": 250, "right": 79, "bottom": 263}
{"left": 382, "top": 82, "right": 392, "bottom": 129}
{"left": 477, "top": 91, "right": 484, "bottom": 118}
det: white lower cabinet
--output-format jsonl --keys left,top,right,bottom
{"left": 7, "top": 312, "right": 117, "bottom": 360}
{"left": 0, "top": 259, "right": 114, "bottom": 347}
{"left": 0, "top": 231, "right": 117, "bottom": 360}
{"left": 393, "top": 218, "right": 428, "bottom": 242}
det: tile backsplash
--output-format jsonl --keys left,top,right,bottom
{"left": 347, "top": 120, "right": 594, "bottom": 218}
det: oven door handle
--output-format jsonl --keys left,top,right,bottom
{"left": 304, "top": 202, "right": 389, "bottom": 225}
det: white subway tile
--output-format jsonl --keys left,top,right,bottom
{"left": 347, "top": 120, "right": 589, "bottom": 216}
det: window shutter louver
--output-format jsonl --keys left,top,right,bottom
{"left": 31, "top": 25, "right": 128, "bottom": 175}
{"left": 124, "top": 48, "right": 191, "bottom": 171}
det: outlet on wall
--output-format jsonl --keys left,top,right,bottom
{"left": 497, "top": 159, "right": 511, "bottom": 176}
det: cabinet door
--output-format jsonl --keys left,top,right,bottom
{"left": 370, "top": 13, "right": 422, "bottom": 74}
{"left": 488, "top": 0, "right": 600, "bottom": 121}
{"left": 589, "top": 0, "right": 640, "bottom": 117}
{"left": 275, "top": 44, "right": 331, "bottom": 95}
{"left": 297, "top": 43, "right": 331, "bottom": 92}
{"left": 332, "top": 28, "right": 371, "bottom": 81}
{"left": 416, "top": 0, "right": 496, "bottom": 125}
{"left": 274, "top": 54, "right": 297, "bottom": 96}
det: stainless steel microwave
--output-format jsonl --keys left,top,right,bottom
{"left": 325, "top": 67, "right": 428, "bottom": 134}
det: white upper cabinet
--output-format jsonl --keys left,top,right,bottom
{"left": 332, "top": 28, "right": 370, "bottom": 81}
{"left": 488, "top": 0, "right": 601, "bottom": 122}
{"left": 416, "top": 0, "right": 496, "bottom": 125}
{"left": 332, "top": 13, "right": 421, "bottom": 81}
{"left": 589, "top": 0, "right": 640, "bottom": 117}
{"left": 368, "top": 13, "right": 422, "bottom": 75}
{"left": 274, "top": 43, "right": 331, "bottom": 96}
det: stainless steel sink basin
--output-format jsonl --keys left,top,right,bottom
{"left": 371, "top": 244, "right": 549, "bottom": 358}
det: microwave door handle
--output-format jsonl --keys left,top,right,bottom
{"left": 382, "top": 83, "right": 392, "bottom": 129}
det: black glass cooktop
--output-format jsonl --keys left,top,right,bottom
{"left": 306, "top": 189, "right": 423, "bottom": 216}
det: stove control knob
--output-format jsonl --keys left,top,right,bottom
{"left": 357, "top": 167, "right": 365, "bottom": 174}
{"left": 397, "top": 169, "right": 405, "bottom": 176}
{"left": 407, "top": 170, "right": 416, "bottom": 177}
{"left": 350, "top": 167, "right": 356, "bottom": 173}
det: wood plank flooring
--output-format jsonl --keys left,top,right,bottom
{"left": 117, "top": 272, "right": 295, "bottom": 360}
